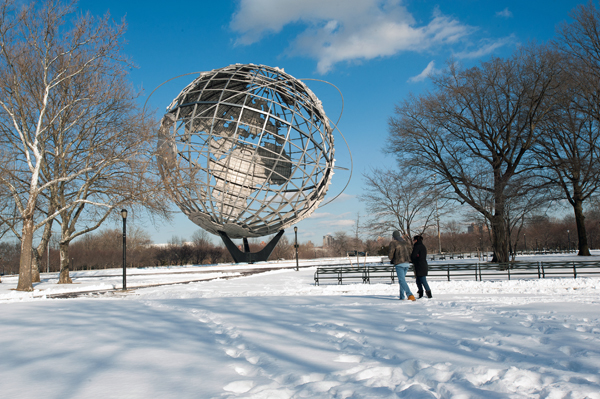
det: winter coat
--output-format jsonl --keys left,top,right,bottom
{"left": 410, "top": 240, "right": 428, "bottom": 277}
{"left": 388, "top": 238, "right": 411, "bottom": 265}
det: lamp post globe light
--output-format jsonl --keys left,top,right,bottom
{"left": 121, "top": 209, "right": 127, "bottom": 290}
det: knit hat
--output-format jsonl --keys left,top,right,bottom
{"left": 392, "top": 231, "right": 401, "bottom": 240}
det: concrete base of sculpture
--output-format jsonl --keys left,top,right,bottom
{"left": 219, "top": 230, "right": 285, "bottom": 264}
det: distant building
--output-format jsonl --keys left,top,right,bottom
{"left": 468, "top": 223, "right": 489, "bottom": 234}
{"left": 323, "top": 234, "right": 334, "bottom": 247}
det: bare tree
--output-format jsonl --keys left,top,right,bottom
{"left": 0, "top": 1, "right": 168, "bottom": 290}
{"left": 0, "top": 241, "right": 20, "bottom": 277}
{"left": 0, "top": 0, "right": 116, "bottom": 290}
{"left": 270, "top": 234, "right": 291, "bottom": 260}
{"left": 387, "top": 45, "right": 563, "bottom": 262}
{"left": 191, "top": 229, "right": 210, "bottom": 247}
{"left": 544, "top": 2, "right": 600, "bottom": 256}
{"left": 534, "top": 82, "right": 600, "bottom": 256}
{"left": 44, "top": 101, "right": 166, "bottom": 283}
{"left": 190, "top": 229, "right": 214, "bottom": 264}
{"left": 352, "top": 212, "right": 360, "bottom": 244}
{"left": 504, "top": 181, "right": 553, "bottom": 259}
{"left": 327, "top": 231, "right": 352, "bottom": 257}
{"left": 558, "top": 1, "right": 600, "bottom": 80}
{"left": 360, "top": 167, "right": 438, "bottom": 241}
{"left": 298, "top": 240, "right": 318, "bottom": 259}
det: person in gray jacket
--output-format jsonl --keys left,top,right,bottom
{"left": 388, "top": 231, "right": 416, "bottom": 301}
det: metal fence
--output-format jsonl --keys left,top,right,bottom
{"left": 429, "top": 249, "right": 578, "bottom": 262}
{"left": 427, "top": 260, "right": 600, "bottom": 281}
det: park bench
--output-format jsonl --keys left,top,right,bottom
{"left": 314, "top": 266, "right": 368, "bottom": 285}
{"left": 363, "top": 265, "right": 397, "bottom": 284}
{"left": 314, "top": 264, "right": 399, "bottom": 285}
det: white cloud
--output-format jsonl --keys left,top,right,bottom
{"left": 308, "top": 212, "right": 333, "bottom": 219}
{"left": 331, "top": 219, "right": 356, "bottom": 227}
{"left": 329, "top": 192, "right": 355, "bottom": 203}
{"left": 454, "top": 36, "right": 514, "bottom": 59}
{"left": 408, "top": 60, "right": 439, "bottom": 83}
{"left": 496, "top": 8, "right": 513, "bottom": 18}
{"left": 321, "top": 219, "right": 355, "bottom": 228}
{"left": 230, "top": 0, "right": 476, "bottom": 74}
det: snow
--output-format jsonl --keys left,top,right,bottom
{"left": 1, "top": 254, "right": 600, "bottom": 398}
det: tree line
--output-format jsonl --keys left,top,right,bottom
{"left": 0, "top": 229, "right": 339, "bottom": 275}
{"left": 1, "top": 208, "right": 596, "bottom": 277}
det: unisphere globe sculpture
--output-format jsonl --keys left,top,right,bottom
{"left": 158, "top": 64, "right": 335, "bottom": 260}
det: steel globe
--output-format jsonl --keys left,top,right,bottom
{"left": 158, "top": 64, "right": 335, "bottom": 238}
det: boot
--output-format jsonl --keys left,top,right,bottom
{"left": 408, "top": 295, "right": 416, "bottom": 301}
{"left": 417, "top": 290, "right": 424, "bottom": 299}
{"left": 426, "top": 290, "right": 432, "bottom": 298}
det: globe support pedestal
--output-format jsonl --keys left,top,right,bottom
{"left": 219, "top": 230, "right": 285, "bottom": 264}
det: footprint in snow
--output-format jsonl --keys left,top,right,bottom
{"left": 246, "top": 355, "right": 260, "bottom": 365}
{"left": 233, "top": 364, "right": 256, "bottom": 377}
{"left": 223, "top": 380, "right": 254, "bottom": 394}
{"left": 225, "top": 348, "right": 242, "bottom": 358}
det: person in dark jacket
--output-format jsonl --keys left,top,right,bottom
{"left": 388, "top": 231, "right": 415, "bottom": 301}
{"left": 410, "top": 235, "right": 432, "bottom": 298}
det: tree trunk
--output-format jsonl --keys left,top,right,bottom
{"left": 573, "top": 198, "right": 591, "bottom": 256}
{"left": 490, "top": 173, "right": 510, "bottom": 263}
{"left": 17, "top": 216, "right": 35, "bottom": 291}
{"left": 31, "top": 250, "right": 41, "bottom": 283}
{"left": 490, "top": 213, "right": 510, "bottom": 263}
{"left": 58, "top": 241, "right": 73, "bottom": 284}
{"left": 33, "top": 218, "right": 54, "bottom": 282}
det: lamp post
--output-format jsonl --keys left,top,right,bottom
{"left": 294, "top": 226, "right": 299, "bottom": 271}
{"left": 567, "top": 229, "right": 571, "bottom": 253}
{"left": 524, "top": 234, "right": 527, "bottom": 253}
{"left": 121, "top": 209, "right": 127, "bottom": 290}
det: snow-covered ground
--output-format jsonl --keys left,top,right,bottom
{"left": 1, "top": 254, "right": 600, "bottom": 398}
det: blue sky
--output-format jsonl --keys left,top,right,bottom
{"left": 76, "top": 0, "right": 582, "bottom": 246}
